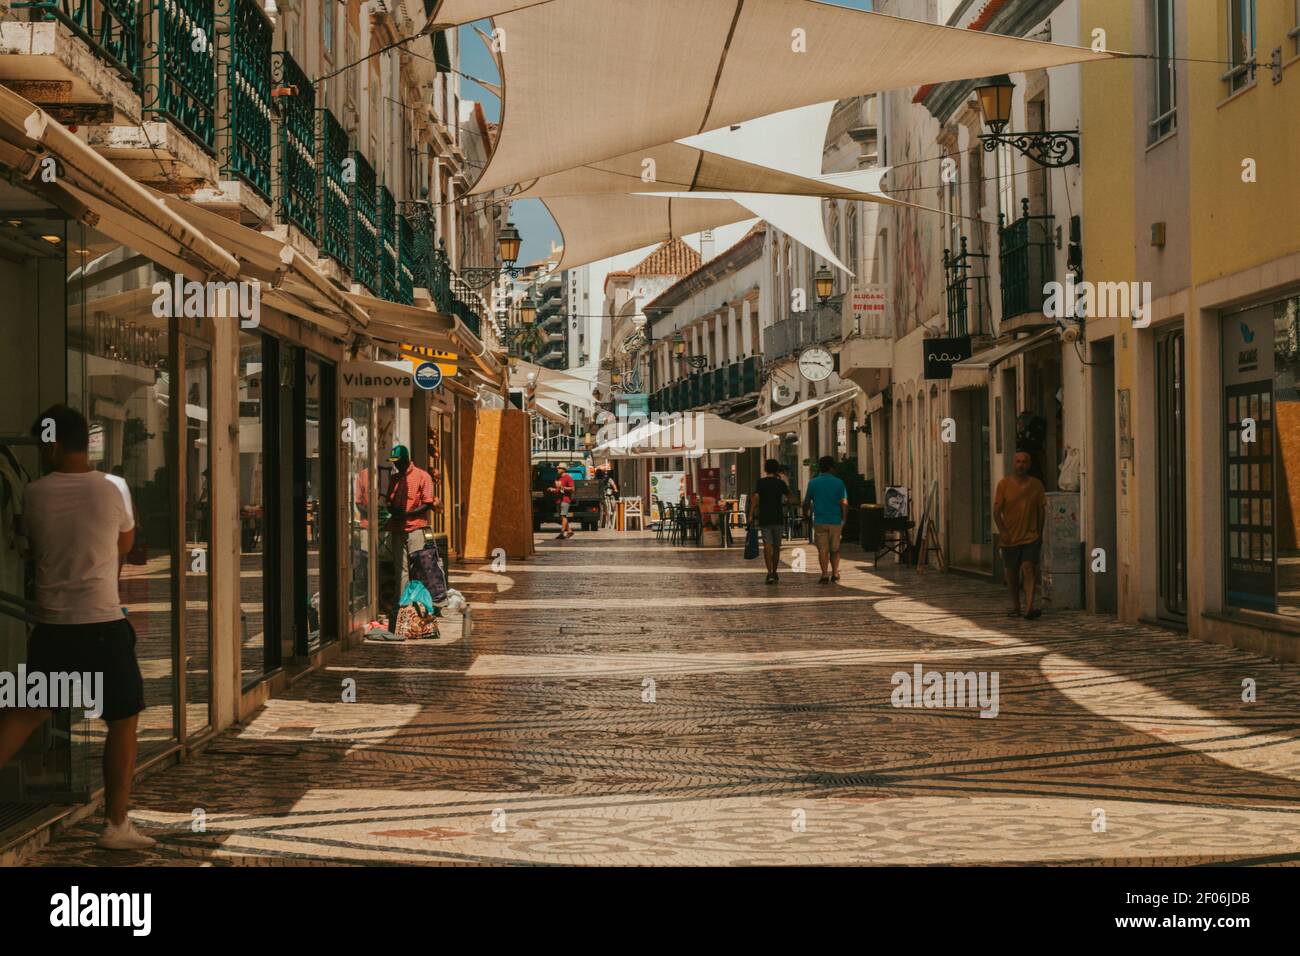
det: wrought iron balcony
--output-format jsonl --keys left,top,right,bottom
{"left": 378, "top": 184, "right": 399, "bottom": 301}
{"left": 271, "top": 51, "right": 315, "bottom": 240}
{"left": 401, "top": 201, "right": 433, "bottom": 293}
{"left": 943, "top": 236, "right": 990, "bottom": 338}
{"left": 398, "top": 215, "right": 416, "bottom": 305}
{"left": 14, "top": 0, "right": 141, "bottom": 86}
{"left": 218, "top": 0, "right": 271, "bottom": 198}
{"left": 998, "top": 198, "right": 1055, "bottom": 326}
{"left": 764, "top": 304, "right": 843, "bottom": 362}
{"left": 349, "top": 150, "right": 378, "bottom": 293}
{"left": 143, "top": 0, "right": 217, "bottom": 152}
{"left": 318, "top": 108, "right": 350, "bottom": 268}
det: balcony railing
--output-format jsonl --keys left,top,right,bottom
{"left": 764, "top": 304, "right": 842, "bottom": 361}
{"left": 142, "top": 0, "right": 217, "bottom": 152}
{"left": 271, "top": 51, "right": 315, "bottom": 240}
{"left": 998, "top": 198, "right": 1054, "bottom": 322}
{"left": 318, "top": 108, "right": 349, "bottom": 267}
{"left": 402, "top": 201, "right": 433, "bottom": 292}
{"left": 349, "top": 150, "right": 378, "bottom": 293}
{"left": 943, "top": 236, "right": 990, "bottom": 338}
{"left": 378, "top": 184, "right": 398, "bottom": 301}
{"left": 398, "top": 215, "right": 415, "bottom": 305}
{"left": 219, "top": 0, "right": 271, "bottom": 198}
{"left": 653, "top": 357, "right": 759, "bottom": 412}
{"left": 14, "top": 0, "right": 141, "bottom": 85}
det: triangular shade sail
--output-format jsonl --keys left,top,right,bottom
{"left": 430, "top": 0, "right": 1117, "bottom": 194}
{"left": 595, "top": 413, "right": 776, "bottom": 457}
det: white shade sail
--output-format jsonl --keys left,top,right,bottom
{"left": 429, "top": 0, "right": 1117, "bottom": 195}
{"left": 597, "top": 413, "right": 776, "bottom": 458}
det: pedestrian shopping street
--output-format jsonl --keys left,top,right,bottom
{"left": 19, "top": 532, "right": 1300, "bottom": 867}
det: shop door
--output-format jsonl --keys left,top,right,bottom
{"left": 1156, "top": 328, "right": 1188, "bottom": 621}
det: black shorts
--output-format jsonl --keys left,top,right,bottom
{"left": 1002, "top": 538, "right": 1042, "bottom": 568}
{"left": 26, "top": 618, "right": 145, "bottom": 722}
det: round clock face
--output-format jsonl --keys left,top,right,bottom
{"left": 798, "top": 347, "right": 833, "bottom": 382}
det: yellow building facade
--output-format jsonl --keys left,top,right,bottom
{"left": 1083, "top": 0, "right": 1300, "bottom": 657}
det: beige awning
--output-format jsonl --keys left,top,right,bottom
{"left": 151, "top": 188, "right": 370, "bottom": 337}
{"left": 352, "top": 291, "right": 505, "bottom": 385}
{"left": 429, "top": 0, "right": 1118, "bottom": 195}
{"left": 751, "top": 385, "right": 860, "bottom": 430}
{"left": 949, "top": 329, "right": 1058, "bottom": 390}
{"left": 0, "top": 84, "right": 238, "bottom": 280}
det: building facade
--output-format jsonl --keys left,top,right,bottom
{"left": 0, "top": 0, "right": 518, "bottom": 857}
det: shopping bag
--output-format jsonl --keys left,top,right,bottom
{"left": 743, "top": 524, "right": 760, "bottom": 560}
{"left": 394, "top": 603, "right": 439, "bottom": 640}
{"left": 399, "top": 580, "right": 435, "bottom": 614}
{"left": 408, "top": 545, "right": 447, "bottom": 603}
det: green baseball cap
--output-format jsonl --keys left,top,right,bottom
{"left": 387, "top": 444, "right": 410, "bottom": 462}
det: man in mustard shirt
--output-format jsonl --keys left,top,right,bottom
{"left": 994, "top": 450, "right": 1047, "bottom": 620}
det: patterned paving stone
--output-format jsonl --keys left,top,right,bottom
{"left": 19, "top": 532, "right": 1300, "bottom": 866}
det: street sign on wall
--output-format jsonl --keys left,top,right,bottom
{"left": 339, "top": 361, "right": 415, "bottom": 398}
{"left": 852, "top": 284, "right": 889, "bottom": 336}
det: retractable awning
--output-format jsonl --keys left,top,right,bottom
{"left": 949, "top": 329, "right": 1058, "bottom": 390}
{"left": 150, "top": 188, "right": 370, "bottom": 338}
{"left": 353, "top": 291, "right": 505, "bottom": 385}
{"left": 751, "top": 386, "right": 860, "bottom": 430}
{"left": 0, "top": 84, "right": 238, "bottom": 281}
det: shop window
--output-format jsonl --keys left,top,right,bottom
{"left": 238, "top": 331, "right": 274, "bottom": 685}
{"left": 73, "top": 240, "right": 177, "bottom": 759}
{"left": 1222, "top": 295, "right": 1300, "bottom": 615}
{"left": 347, "top": 399, "right": 373, "bottom": 633}
{"left": 835, "top": 413, "right": 848, "bottom": 457}
{"left": 183, "top": 343, "right": 212, "bottom": 738}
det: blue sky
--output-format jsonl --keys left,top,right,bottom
{"left": 457, "top": 0, "right": 875, "bottom": 263}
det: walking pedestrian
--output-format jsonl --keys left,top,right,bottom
{"left": 601, "top": 468, "right": 619, "bottom": 529}
{"left": 994, "top": 449, "right": 1047, "bottom": 619}
{"left": 555, "top": 464, "right": 575, "bottom": 539}
{"left": 384, "top": 445, "right": 437, "bottom": 630}
{"left": 752, "top": 459, "right": 790, "bottom": 584}
{"left": 0, "top": 405, "right": 154, "bottom": 850}
{"left": 803, "top": 456, "right": 848, "bottom": 584}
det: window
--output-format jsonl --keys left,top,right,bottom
{"left": 846, "top": 205, "right": 859, "bottom": 279}
{"left": 996, "top": 142, "right": 1015, "bottom": 225}
{"left": 1225, "top": 0, "right": 1255, "bottom": 94}
{"left": 1150, "top": 0, "right": 1176, "bottom": 140}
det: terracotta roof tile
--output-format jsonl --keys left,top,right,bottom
{"left": 630, "top": 238, "right": 701, "bottom": 277}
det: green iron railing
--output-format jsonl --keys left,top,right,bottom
{"left": 318, "top": 108, "right": 349, "bottom": 267}
{"left": 998, "top": 197, "right": 1055, "bottom": 321}
{"left": 429, "top": 238, "right": 453, "bottom": 312}
{"left": 378, "top": 184, "right": 398, "bottom": 301}
{"left": 402, "top": 203, "right": 433, "bottom": 292}
{"left": 349, "top": 150, "right": 378, "bottom": 293}
{"left": 142, "top": 0, "right": 217, "bottom": 152}
{"left": 271, "top": 51, "right": 315, "bottom": 240}
{"left": 14, "top": 0, "right": 141, "bottom": 85}
{"left": 741, "top": 356, "right": 758, "bottom": 394}
{"left": 398, "top": 214, "right": 416, "bottom": 305}
{"left": 219, "top": 0, "right": 271, "bottom": 199}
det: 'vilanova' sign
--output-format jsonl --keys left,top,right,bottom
{"left": 339, "top": 361, "right": 415, "bottom": 398}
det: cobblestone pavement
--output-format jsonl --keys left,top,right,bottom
{"left": 20, "top": 531, "right": 1300, "bottom": 866}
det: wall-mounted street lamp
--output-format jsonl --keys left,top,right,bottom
{"left": 457, "top": 221, "right": 528, "bottom": 289}
{"left": 974, "top": 74, "right": 1079, "bottom": 168}
{"left": 813, "top": 265, "right": 843, "bottom": 315}
{"left": 672, "top": 329, "right": 707, "bottom": 370}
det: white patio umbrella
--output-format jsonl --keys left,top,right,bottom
{"left": 598, "top": 413, "right": 775, "bottom": 458}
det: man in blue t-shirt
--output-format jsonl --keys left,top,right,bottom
{"left": 803, "top": 456, "right": 848, "bottom": 584}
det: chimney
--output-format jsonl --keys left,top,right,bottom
{"left": 699, "top": 229, "right": 715, "bottom": 263}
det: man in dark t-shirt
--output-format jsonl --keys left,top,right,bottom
{"left": 752, "top": 458, "right": 791, "bottom": 584}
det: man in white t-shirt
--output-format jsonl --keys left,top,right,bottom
{"left": 0, "top": 405, "right": 155, "bottom": 851}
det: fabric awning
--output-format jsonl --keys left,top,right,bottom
{"left": 751, "top": 386, "right": 860, "bottom": 430}
{"left": 151, "top": 188, "right": 370, "bottom": 338}
{"left": 533, "top": 398, "right": 571, "bottom": 427}
{"left": 949, "top": 329, "right": 1059, "bottom": 390}
{"left": 0, "top": 84, "right": 238, "bottom": 281}
{"left": 428, "top": 0, "right": 1117, "bottom": 195}
{"left": 353, "top": 292, "right": 504, "bottom": 385}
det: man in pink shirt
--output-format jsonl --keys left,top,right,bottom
{"left": 384, "top": 445, "right": 437, "bottom": 629}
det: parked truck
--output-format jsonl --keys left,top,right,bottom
{"left": 531, "top": 459, "right": 601, "bottom": 532}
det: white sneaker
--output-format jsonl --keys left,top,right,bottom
{"left": 98, "top": 818, "right": 157, "bottom": 851}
